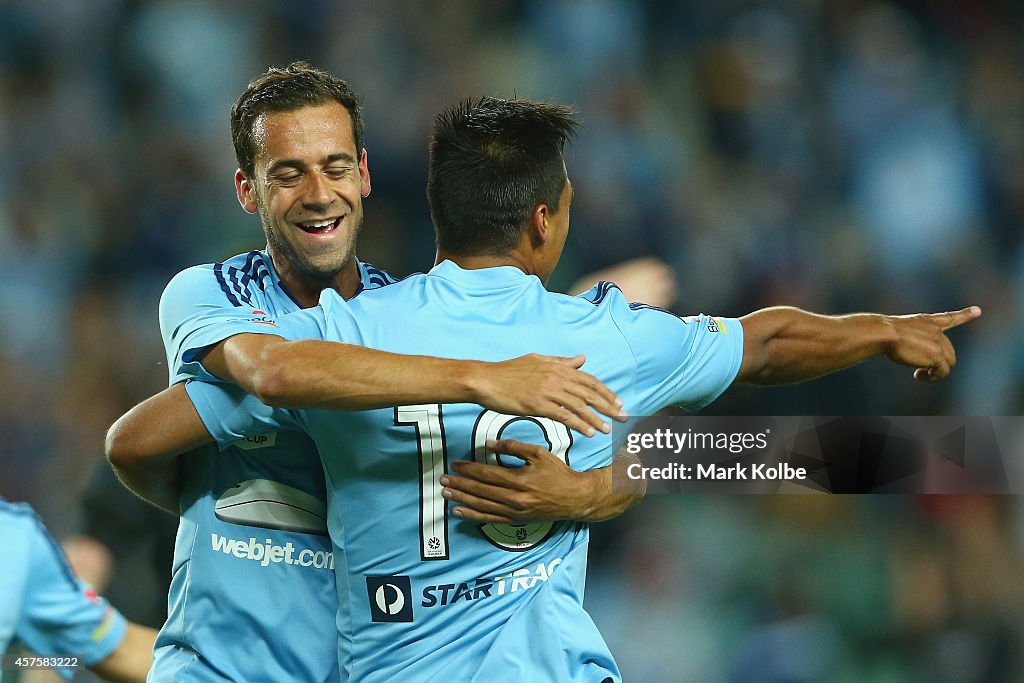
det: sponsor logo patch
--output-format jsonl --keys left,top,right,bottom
{"left": 209, "top": 533, "right": 334, "bottom": 570}
{"left": 233, "top": 432, "right": 278, "bottom": 450}
{"left": 366, "top": 576, "right": 414, "bottom": 623}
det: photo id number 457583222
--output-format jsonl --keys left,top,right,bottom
{"left": 2, "top": 655, "right": 80, "bottom": 670}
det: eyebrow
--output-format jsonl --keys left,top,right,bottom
{"left": 266, "top": 152, "right": 357, "bottom": 175}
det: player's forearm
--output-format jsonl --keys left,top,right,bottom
{"left": 577, "top": 450, "right": 646, "bottom": 522}
{"left": 90, "top": 621, "right": 158, "bottom": 683}
{"left": 738, "top": 307, "right": 896, "bottom": 385}
{"left": 246, "top": 339, "right": 486, "bottom": 409}
{"left": 205, "top": 334, "right": 622, "bottom": 435}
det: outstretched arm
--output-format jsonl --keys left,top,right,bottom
{"left": 105, "top": 383, "right": 213, "bottom": 514}
{"left": 432, "top": 304, "right": 982, "bottom": 523}
{"left": 201, "top": 335, "right": 623, "bottom": 437}
{"left": 737, "top": 306, "right": 981, "bottom": 385}
{"left": 441, "top": 440, "right": 646, "bottom": 524}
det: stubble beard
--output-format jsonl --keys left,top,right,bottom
{"left": 259, "top": 201, "right": 362, "bottom": 283}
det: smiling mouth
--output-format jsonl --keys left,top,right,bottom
{"left": 296, "top": 217, "right": 342, "bottom": 235}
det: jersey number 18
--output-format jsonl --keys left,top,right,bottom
{"left": 395, "top": 404, "right": 572, "bottom": 561}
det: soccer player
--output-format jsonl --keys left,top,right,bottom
{"left": 107, "top": 64, "right": 635, "bottom": 682}
{"left": 124, "top": 97, "right": 979, "bottom": 681}
{"left": 0, "top": 499, "right": 156, "bottom": 682}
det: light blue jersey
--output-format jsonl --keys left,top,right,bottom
{"left": 152, "top": 250, "right": 394, "bottom": 682}
{"left": 187, "top": 260, "right": 744, "bottom": 682}
{"left": 0, "top": 500, "right": 126, "bottom": 681}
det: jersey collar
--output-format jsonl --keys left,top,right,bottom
{"left": 259, "top": 248, "right": 374, "bottom": 306}
{"left": 428, "top": 259, "right": 535, "bottom": 289}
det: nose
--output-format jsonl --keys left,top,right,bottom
{"left": 302, "top": 173, "right": 334, "bottom": 211}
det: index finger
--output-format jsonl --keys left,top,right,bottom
{"left": 932, "top": 306, "right": 981, "bottom": 331}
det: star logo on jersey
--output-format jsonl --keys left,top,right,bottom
{"left": 515, "top": 527, "right": 528, "bottom": 541}
{"left": 427, "top": 537, "right": 440, "bottom": 551}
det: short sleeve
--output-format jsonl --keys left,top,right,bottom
{"left": 17, "top": 514, "right": 127, "bottom": 672}
{"left": 185, "top": 380, "right": 303, "bottom": 448}
{"left": 159, "top": 266, "right": 290, "bottom": 384}
{"left": 258, "top": 306, "right": 330, "bottom": 342}
{"left": 605, "top": 291, "right": 744, "bottom": 413}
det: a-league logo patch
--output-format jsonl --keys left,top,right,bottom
{"left": 366, "top": 575, "right": 414, "bottom": 623}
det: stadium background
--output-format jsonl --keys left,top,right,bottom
{"left": 0, "top": 1, "right": 1021, "bottom": 680}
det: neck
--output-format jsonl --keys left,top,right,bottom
{"left": 434, "top": 249, "right": 537, "bottom": 277}
{"left": 269, "top": 250, "right": 362, "bottom": 308}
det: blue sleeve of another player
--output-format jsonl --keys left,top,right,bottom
{"left": 605, "top": 290, "right": 744, "bottom": 413}
{"left": 159, "top": 266, "right": 327, "bottom": 384}
{"left": 185, "top": 380, "right": 304, "bottom": 449}
{"left": 17, "top": 513, "right": 127, "bottom": 673}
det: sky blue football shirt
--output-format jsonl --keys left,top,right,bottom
{"left": 186, "top": 260, "right": 744, "bottom": 682}
{"left": 152, "top": 250, "right": 394, "bottom": 682}
{"left": 0, "top": 500, "right": 126, "bottom": 681}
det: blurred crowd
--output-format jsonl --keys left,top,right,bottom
{"left": 0, "top": 1, "right": 1021, "bottom": 680}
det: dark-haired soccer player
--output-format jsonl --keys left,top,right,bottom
{"left": 135, "top": 97, "right": 978, "bottom": 681}
{"left": 107, "top": 64, "right": 634, "bottom": 683}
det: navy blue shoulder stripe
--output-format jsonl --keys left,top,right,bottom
{"left": 214, "top": 262, "right": 243, "bottom": 307}
{"left": 583, "top": 280, "right": 622, "bottom": 306}
{"left": 351, "top": 267, "right": 421, "bottom": 298}
{"left": 215, "top": 251, "right": 274, "bottom": 307}
{"left": 240, "top": 250, "right": 260, "bottom": 281}
{"left": 225, "top": 266, "right": 254, "bottom": 307}
{"left": 363, "top": 262, "right": 398, "bottom": 288}
{"left": 236, "top": 251, "right": 260, "bottom": 293}
{"left": 628, "top": 302, "right": 678, "bottom": 316}
{"left": 364, "top": 264, "right": 396, "bottom": 284}
{"left": 239, "top": 250, "right": 272, "bottom": 292}
{"left": 0, "top": 504, "right": 79, "bottom": 588}
{"left": 252, "top": 261, "right": 272, "bottom": 291}
{"left": 28, "top": 508, "right": 83, "bottom": 590}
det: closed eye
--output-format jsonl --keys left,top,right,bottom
{"left": 273, "top": 173, "right": 302, "bottom": 185}
{"left": 325, "top": 166, "right": 353, "bottom": 179}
